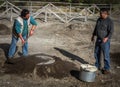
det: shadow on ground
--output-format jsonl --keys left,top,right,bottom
{"left": 3, "top": 53, "right": 79, "bottom": 79}
{"left": 70, "top": 70, "right": 80, "bottom": 80}
{"left": 54, "top": 47, "right": 88, "bottom": 64}
{"left": 110, "top": 52, "right": 120, "bottom": 66}
{"left": 0, "top": 43, "right": 21, "bottom": 59}
{"left": 0, "top": 24, "right": 11, "bottom": 35}
{"left": 0, "top": 43, "right": 10, "bottom": 58}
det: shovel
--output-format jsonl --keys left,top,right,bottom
{"left": 14, "top": 36, "right": 30, "bottom": 57}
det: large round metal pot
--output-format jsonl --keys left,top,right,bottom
{"left": 79, "top": 64, "right": 97, "bottom": 82}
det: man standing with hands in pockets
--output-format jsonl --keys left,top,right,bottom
{"left": 91, "top": 8, "right": 114, "bottom": 74}
{"left": 7, "top": 9, "right": 37, "bottom": 62}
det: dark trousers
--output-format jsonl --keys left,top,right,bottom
{"left": 94, "top": 38, "right": 110, "bottom": 70}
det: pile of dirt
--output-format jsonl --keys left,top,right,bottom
{"left": 0, "top": 24, "right": 11, "bottom": 35}
{"left": 36, "top": 56, "right": 77, "bottom": 79}
{"left": 4, "top": 54, "right": 50, "bottom": 74}
{"left": 3, "top": 54, "right": 78, "bottom": 79}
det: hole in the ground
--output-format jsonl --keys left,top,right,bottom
{"left": 3, "top": 54, "right": 78, "bottom": 79}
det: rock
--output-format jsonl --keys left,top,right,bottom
{"left": 34, "top": 56, "right": 77, "bottom": 79}
{"left": 116, "top": 66, "right": 120, "bottom": 69}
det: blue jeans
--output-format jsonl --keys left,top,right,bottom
{"left": 94, "top": 38, "right": 110, "bottom": 70}
{"left": 8, "top": 35, "right": 28, "bottom": 58}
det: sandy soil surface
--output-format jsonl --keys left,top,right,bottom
{"left": 0, "top": 19, "right": 120, "bottom": 87}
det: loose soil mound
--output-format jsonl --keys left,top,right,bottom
{"left": 4, "top": 54, "right": 78, "bottom": 79}
{"left": 36, "top": 56, "right": 77, "bottom": 79}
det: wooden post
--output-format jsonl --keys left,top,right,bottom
{"left": 5, "top": 0, "right": 8, "bottom": 16}
{"left": 69, "top": 3, "right": 71, "bottom": 17}
{"left": 45, "top": 9, "right": 47, "bottom": 22}
{"left": 110, "top": 4, "right": 112, "bottom": 17}
{"left": 93, "top": 5, "right": 95, "bottom": 15}
{"left": 85, "top": 7, "right": 87, "bottom": 22}
{"left": 30, "top": 0, "right": 33, "bottom": 15}
{"left": 10, "top": 6, "right": 13, "bottom": 22}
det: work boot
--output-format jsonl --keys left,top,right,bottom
{"left": 102, "top": 69, "right": 110, "bottom": 74}
{"left": 5, "top": 58, "right": 14, "bottom": 64}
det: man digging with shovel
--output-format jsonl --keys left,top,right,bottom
{"left": 7, "top": 9, "right": 37, "bottom": 63}
{"left": 91, "top": 8, "right": 114, "bottom": 74}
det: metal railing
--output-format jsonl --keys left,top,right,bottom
{"left": 0, "top": 0, "right": 119, "bottom": 22}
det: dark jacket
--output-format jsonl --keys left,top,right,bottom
{"left": 93, "top": 17, "right": 114, "bottom": 40}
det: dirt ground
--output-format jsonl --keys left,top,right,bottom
{"left": 0, "top": 18, "right": 120, "bottom": 87}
